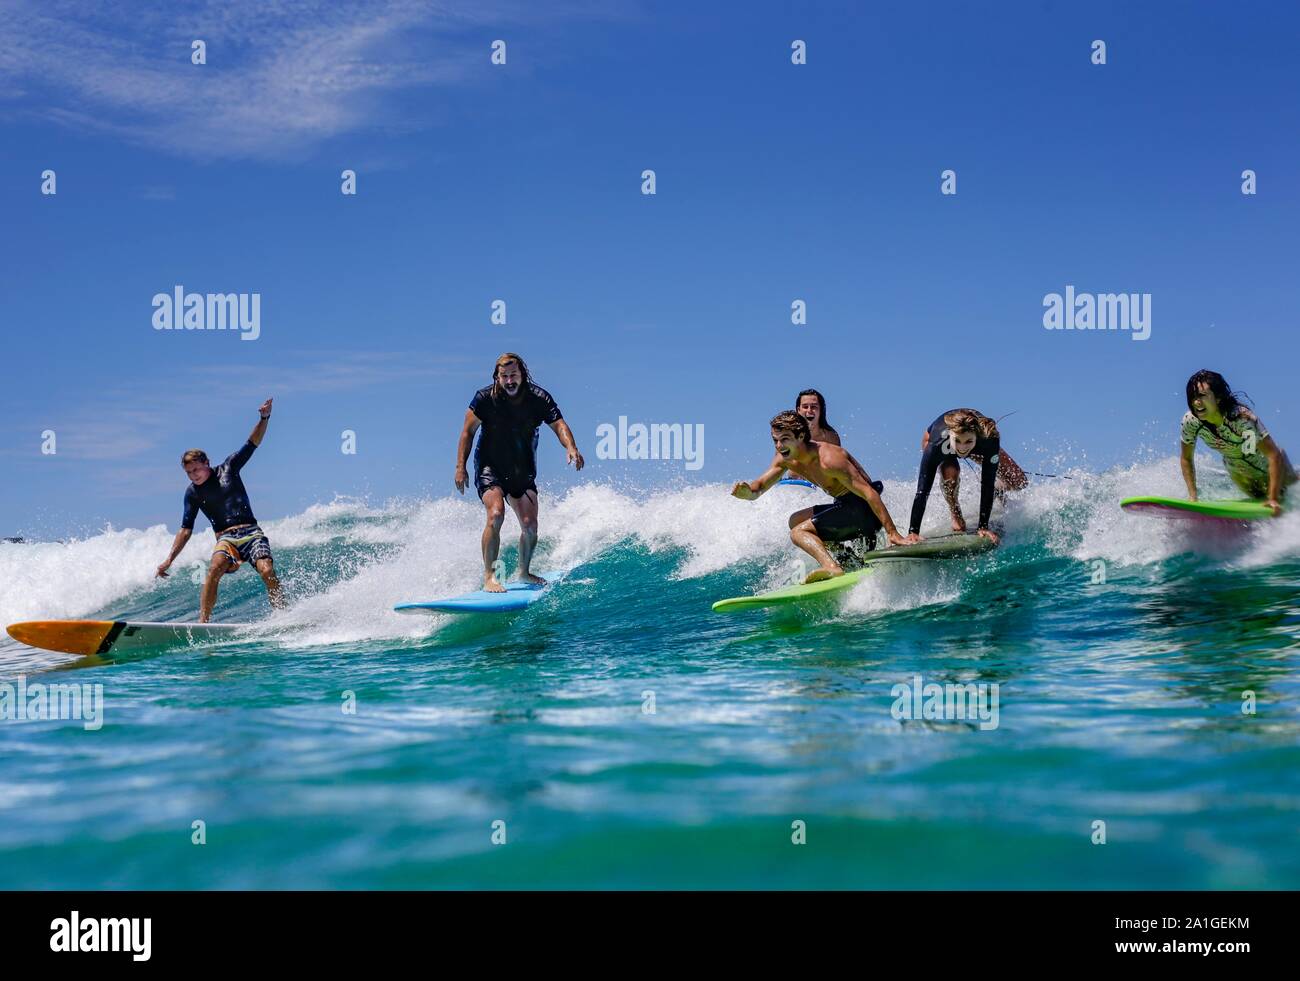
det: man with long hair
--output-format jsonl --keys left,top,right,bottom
{"left": 455, "top": 353, "right": 584, "bottom": 592}
{"left": 731, "top": 410, "right": 906, "bottom": 583}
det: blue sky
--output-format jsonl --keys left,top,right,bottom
{"left": 2, "top": 0, "right": 1298, "bottom": 537}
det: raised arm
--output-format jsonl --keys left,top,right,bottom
{"left": 226, "top": 399, "right": 271, "bottom": 474}
{"left": 249, "top": 398, "right": 272, "bottom": 446}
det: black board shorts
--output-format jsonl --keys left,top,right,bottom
{"left": 475, "top": 464, "right": 537, "bottom": 501}
{"left": 810, "top": 482, "right": 884, "bottom": 543}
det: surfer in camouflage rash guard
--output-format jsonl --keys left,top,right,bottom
{"left": 1180, "top": 370, "right": 1296, "bottom": 514}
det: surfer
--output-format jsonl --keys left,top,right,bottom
{"left": 1181, "top": 370, "right": 1296, "bottom": 515}
{"left": 155, "top": 398, "right": 285, "bottom": 622}
{"left": 907, "top": 408, "right": 1027, "bottom": 545}
{"left": 455, "top": 353, "right": 584, "bottom": 592}
{"left": 731, "top": 410, "right": 907, "bottom": 583}
{"left": 795, "top": 389, "right": 840, "bottom": 445}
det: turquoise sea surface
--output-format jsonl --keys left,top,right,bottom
{"left": 2, "top": 458, "right": 1298, "bottom": 888}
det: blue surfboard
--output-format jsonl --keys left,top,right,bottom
{"left": 777, "top": 477, "right": 814, "bottom": 488}
{"left": 394, "top": 571, "right": 566, "bottom": 615}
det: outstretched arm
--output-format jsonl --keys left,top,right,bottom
{"left": 549, "top": 419, "right": 584, "bottom": 470}
{"left": 454, "top": 410, "right": 481, "bottom": 494}
{"left": 732, "top": 458, "right": 784, "bottom": 500}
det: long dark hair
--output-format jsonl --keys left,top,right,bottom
{"left": 491, "top": 352, "right": 533, "bottom": 401}
{"left": 795, "top": 389, "right": 836, "bottom": 435}
{"left": 1185, "top": 369, "right": 1248, "bottom": 426}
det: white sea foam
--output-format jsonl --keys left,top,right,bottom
{"left": 3, "top": 453, "right": 1295, "bottom": 650}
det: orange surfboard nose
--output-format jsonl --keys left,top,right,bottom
{"left": 6, "top": 620, "right": 116, "bottom": 656}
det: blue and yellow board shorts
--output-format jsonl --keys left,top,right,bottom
{"left": 213, "top": 525, "right": 273, "bottom": 570}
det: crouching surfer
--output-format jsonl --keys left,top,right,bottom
{"left": 731, "top": 410, "right": 907, "bottom": 583}
{"left": 155, "top": 398, "right": 285, "bottom": 622}
{"left": 907, "top": 408, "right": 1026, "bottom": 545}
{"left": 1181, "top": 369, "right": 1296, "bottom": 515}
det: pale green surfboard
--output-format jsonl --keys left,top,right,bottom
{"left": 711, "top": 533, "right": 996, "bottom": 613}
{"left": 1121, "top": 496, "right": 1275, "bottom": 521}
{"left": 864, "top": 532, "right": 997, "bottom": 561}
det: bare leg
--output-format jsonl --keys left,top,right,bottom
{"left": 481, "top": 488, "right": 507, "bottom": 592}
{"left": 789, "top": 518, "right": 842, "bottom": 583}
{"left": 199, "top": 553, "right": 233, "bottom": 623}
{"left": 253, "top": 557, "right": 285, "bottom": 609}
{"left": 996, "top": 449, "right": 1029, "bottom": 491}
{"left": 940, "top": 461, "right": 965, "bottom": 532}
{"left": 509, "top": 490, "right": 544, "bottom": 584}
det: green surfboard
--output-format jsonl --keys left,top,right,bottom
{"left": 1120, "top": 496, "right": 1275, "bottom": 521}
{"left": 711, "top": 567, "right": 874, "bottom": 613}
{"left": 711, "top": 533, "right": 998, "bottom": 613}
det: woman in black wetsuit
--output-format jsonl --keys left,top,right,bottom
{"left": 906, "top": 408, "right": 1027, "bottom": 545}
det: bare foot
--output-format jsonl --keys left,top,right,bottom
{"left": 951, "top": 518, "right": 968, "bottom": 533}
{"left": 804, "top": 566, "right": 843, "bottom": 584}
{"left": 519, "top": 573, "right": 548, "bottom": 586}
{"left": 483, "top": 574, "right": 506, "bottom": 593}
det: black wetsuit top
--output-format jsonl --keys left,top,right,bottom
{"left": 182, "top": 441, "right": 258, "bottom": 533}
{"left": 469, "top": 383, "right": 563, "bottom": 486}
{"left": 909, "top": 414, "right": 999, "bottom": 534}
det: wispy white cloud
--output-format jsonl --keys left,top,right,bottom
{"left": 0, "top": 349, "right": 475, "bottom": 463}
{"left": 0, "top": 0, "right": 631, "bottom": 161}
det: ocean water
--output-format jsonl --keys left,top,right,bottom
{"left": 2, "top": 456, "right": 1298, "bottom": 889}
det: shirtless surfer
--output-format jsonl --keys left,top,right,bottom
{"left": 731, "top": 410, "right": 906, "bottom": 583}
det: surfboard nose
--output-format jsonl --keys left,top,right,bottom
{"left": 6, "top": 620, "right": 117, "bottom": 656}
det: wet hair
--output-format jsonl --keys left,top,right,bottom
{"left": 181, "top": 449, "right": 209, "bottom": 466}
{"left": 491, "top": 352, "right": 532, "bottom": 401}
{"left": 795, "top": 389, "right": 837, "bottom": 435}
{"left": 942, "top": 408, "right": 999, "bottom": 440}
{"left": 770, "top": 410, "right": 810, "bottom": 443}
{"left": 1185, "top": 369, "right": 1246, "bottom": 419}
